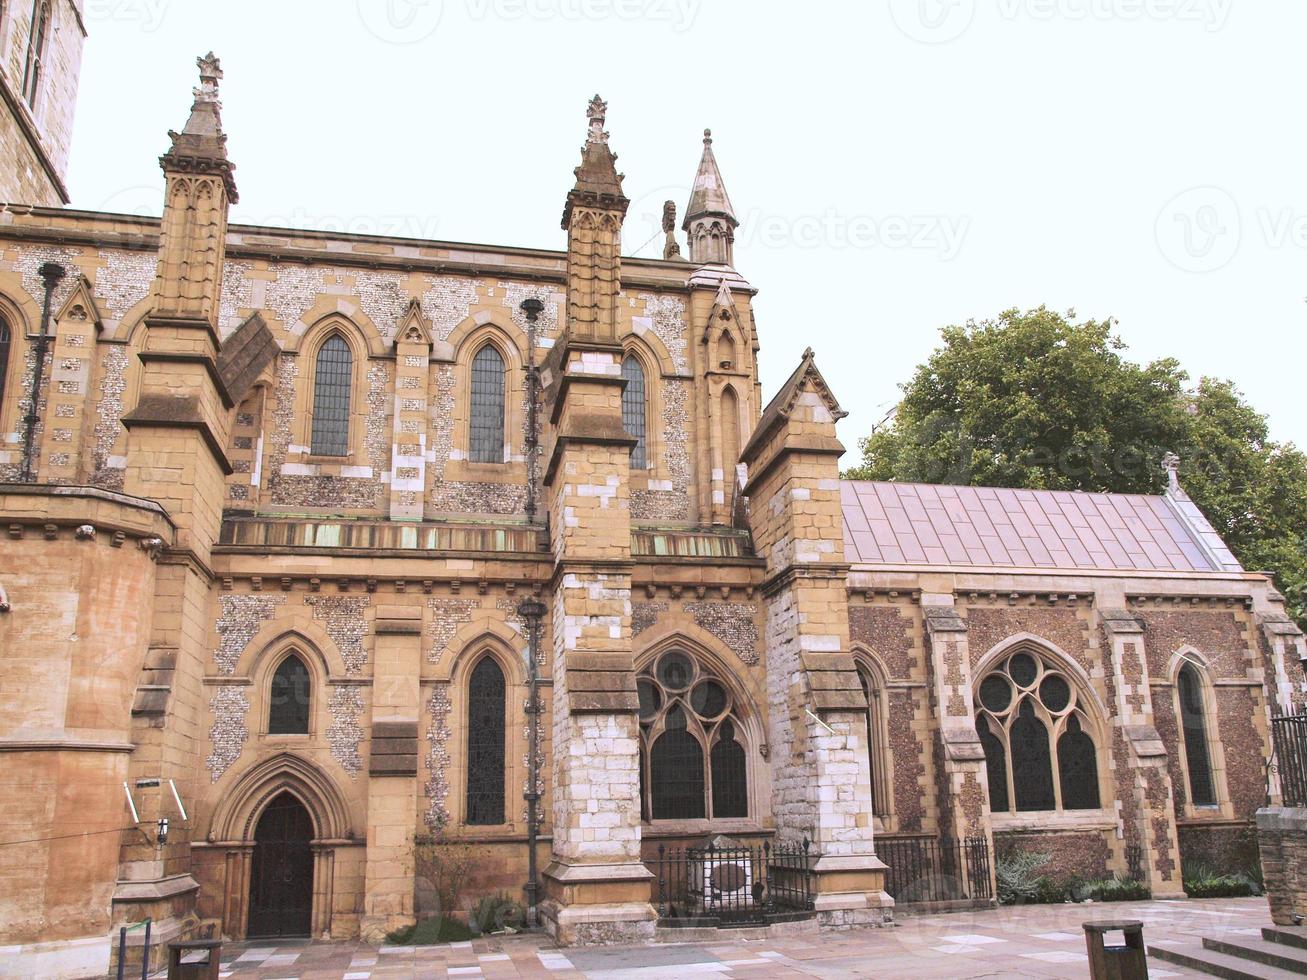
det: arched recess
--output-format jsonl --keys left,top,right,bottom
{"left": 0, "top": 285, "right": 38, "bottom": 437}
{"left": 452, "top": 324, "right": 521, "bottom": 466}
{"left": 281, "top": 299, "right": 389, "bottom": 358}
{"left": 430, "top": 617, "right": 526, "bottom": 682}
{"left": 444, "top": 632, "right": 527, "bottom": 829}
{"left": 634, "top": 629, "right": 768, "bottom": 825}
{"left": 972, "top": 635, "right": 1111, "bottom": 818}
{"left": 851, "top": 645, "right": 894, "bottom": 826}
{"left": 226, "top": 381, "right": 271, "bottom": 508}
{"left": 295, "top": 317, "right": 369, "bottom": 461}
{"left": 238, "top": 627, "right": 342, "bottom": 741}
{"left": 623, "top": 326, "right": 679, "bottom": 379}
{"left": 235, "top": 619, "right": 349, "bottom": 682}
{"left": 1166, "top": 646, "right": 1229, "bottom": 814}
{"left": 209, "top": 752, "right": 353, "bottom": 843}
{"left": 719, "top": 384, "right": 742, "bottom": 479}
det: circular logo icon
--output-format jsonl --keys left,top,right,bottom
{"left": 357, "top": 0, "right": 444, "bottom": 45}
{"left": 888, "top": 0, "right": 976, "bottom": 44}
{"left": 1155, "top": 186, "right": 1241, "bottom": 273}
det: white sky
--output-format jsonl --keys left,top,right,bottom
{"left": 68, "top": 0, "right": 1307, "bottom": 453}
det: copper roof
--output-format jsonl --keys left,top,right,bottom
{"left": 841, "top": 480, "right": 1243, "bottom": 573}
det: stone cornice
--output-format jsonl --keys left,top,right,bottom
{"left": 760, "top": 561, "right": 851, "bottom": 599}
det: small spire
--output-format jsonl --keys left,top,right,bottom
{"left": 162, "top": 52, "right": 238, "bottom": 200}
{"left": 561, "top": 94, "right": 627, "bottom": 228}
{"left": 683, "top": 126, "right": 738, "bottom": 231}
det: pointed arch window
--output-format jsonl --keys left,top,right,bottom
{"left": 639, "top": 649, "right": 749, "bottom": 821}
{"left": 23, "top": 1, "right": 50, "bottom": 107}
{"left": 0, "top": 315, "right": 11, "bottom": 405}
{"left": 1178, "top": 664, "right": 1216, "bottom": 806}
{"left": 857, "top": 666, "right": 891, "bottom": 818}
{"left": 268, "top": 655, "right": 311, "bottom": 735}
{"left": 469, "top": 344, "right": 505, "bottom": 463}
{"left": 465, "top": 656, "right": 506, "bottom": 825}
{"left": 621, "top": 354, "right": 647, "bottom": 469}
{"left": 310, "top": 335, "right": 352, "bottom": 456}
{"left": 975, "top": 650, "right": 1102, "bottom": 814}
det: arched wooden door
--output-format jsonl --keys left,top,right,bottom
{"left": 247, "top": 792, "right": 314, "bottom": 938}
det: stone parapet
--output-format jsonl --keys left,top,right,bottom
{"left": 1257, "top": 807, "right": 1307, "bottom": 926}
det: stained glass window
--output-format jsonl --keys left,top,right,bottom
{"left": 23, "top": 2, "right": 49, "bottom": 106}
{"left": 470, "top": 344, "right": 505, "bottom": 463}
{"left": 640, "top": 650, "right": 749, "bottom": 821}
{"left": 975, "top": 650, "right": 1101, "bottom": 814}
{"left": 621, "top": 355, "right": 647, "bottom": 469}
{"left": 268, "top": 655, "right": 310, "bottom": 735}
{"left": 466, "top": 657, "right": 506, "bottom": 824}
{"left": 1178, "top": 664, "right": 1216, "bottom": 806}
{"left": 310, "top": 335, "right": 352, "bottom": 456}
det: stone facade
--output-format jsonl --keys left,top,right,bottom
{"left": 0, "top": 48, "right": 1303, "bottom": 977}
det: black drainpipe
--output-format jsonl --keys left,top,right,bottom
{"left": 20, "top": 262, "right": 65, "bottom": 483}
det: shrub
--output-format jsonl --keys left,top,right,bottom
{"left": 471, "top": 892, "right": 525, "bottom": 935}
{"left": 385, "top": 916, "right": 475, "bottom": 945}
{"left": 997, "top": 850, "right": 1065, "bottom": 905}
{"left": 1079, "top": 877, "right": 1151, "bottom": 903}
{"left": 1182, "top": 860, "right": 1263, "bottom": 899}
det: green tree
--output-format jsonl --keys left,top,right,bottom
{"left": 845, "top": 307, "right": 1307, "bottom": 626}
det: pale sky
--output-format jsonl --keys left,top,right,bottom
{"left": 68, "top": 0, "right": 1307, "bottom": 453}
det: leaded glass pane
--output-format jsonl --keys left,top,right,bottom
{"left": 470, "top": 345, "right": 505, "bottom": 463}
{"left": 1057, "top": 724, "right": 1101, "bottom": 809}
{"left": 651, "top": 728, "right": 705, "bottom": 819}
{"left": 0, "top": 317, "right": 10, "bottom": 402}
{"left": 977, "top": 715, "right": 1010, "bottom": 813}
{"left": 1011, "top": 700, "right": 1055, "bottom": 811}
{"left": 1179, "top": 666, "right": 1216, "bottom": 805}
{"left": 621, "top": 356, "right": 647, "bottom": 469}
{"left": 268, "top": 656, "right": 310, "bottom": 735}
{"left": 310, "top": 336, "right": 352, "bottom": 456}
{"left": 466, "top": 657, "right": 506, "bottom": 824}
{"left": 710, "top": 722, "right": 747, "bottom": 818}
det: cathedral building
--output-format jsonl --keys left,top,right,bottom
{"left": 1, "top": 24, "right": 1304, "bottom": 979}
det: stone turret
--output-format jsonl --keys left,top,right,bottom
{"left": 683, "top": 129, "right": 738, "bottom": 266}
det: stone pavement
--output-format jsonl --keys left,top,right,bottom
{"left": 189, "top": 897, "right": 1272, "bottom": 978}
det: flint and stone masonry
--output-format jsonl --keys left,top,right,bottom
{"left": 0, "top": 30, "right": 1303, "bottom": 980}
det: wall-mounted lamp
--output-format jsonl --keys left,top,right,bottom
{"left": 156, "top": 817, "right": 169, "bottom": 847}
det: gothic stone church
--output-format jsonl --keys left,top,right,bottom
{"left": 1, "top": 15, "right": 1305, "bottom": 979}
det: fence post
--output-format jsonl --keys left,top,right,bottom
{"left": 140, "top": 918, "right": 151, "bottom": 980}
{"left": 117, "top": 927, "right": 127, "bottom": 980}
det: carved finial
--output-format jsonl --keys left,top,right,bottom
{"left": 586, "top": 94, "right": 608, "bottom": 145}
{"left": 1163, "top": 452, "right": 1181, "bottom": 492}
{"left": 662, "top": 200, "right": 682, "bottom": 259}
{"left": 195, "top": 52, "right": 223, "bottom": 104}
{"left": 802, "top": 347, "right": 815, "bottom": 360}
{"left": 704, "top": 128, "right": 713, "bottom": 145}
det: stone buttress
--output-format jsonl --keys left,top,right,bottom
{"left": 537, "top": 97, "right": 656, "bottom": 944}
{"left": 740, "top": 349, "right": 893, "bottom": 928}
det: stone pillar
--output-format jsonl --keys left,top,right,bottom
{"left": 361, "top": 606, "right": 422, "bottom": 941}
{"left": 921, "top": 598, "right": 995, "bottom": 862}
{"left": 1258, "top": 612, "right": 1307, "bottom": 716}
{"left": 389, "top": 301, "right": 432, "bottom": 522}
{"left": 1099, "top": 609, "right": 1185, "bottom": 898}
{"left": 741, "top": 349, "right": 892, "bottom": 929}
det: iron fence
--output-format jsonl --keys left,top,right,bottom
{"left": 1271, "top": 714, "right": 1307, "bottom": 806}
{"left": 879, "top": 835, "right": 993, "bottom": 905}
{"left": 648, "top": 838, "right": 814, "bottom": 926}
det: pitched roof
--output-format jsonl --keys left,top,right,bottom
{"left": 840, "top": 480, "right": 1244, "bottom": 574}
{"left": 740, "top": 347, "right": 846, "bottom": 464}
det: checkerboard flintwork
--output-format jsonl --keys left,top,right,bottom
{"left": 1, "top": 31, "right": 1304, "bottom": 980}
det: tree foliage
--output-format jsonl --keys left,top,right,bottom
{"left": 845, "top": 307, "right": 1307, "bottom": 626}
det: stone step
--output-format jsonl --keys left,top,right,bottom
{"left": 1266, "top": 928, "right": 1307, "bottom": 952}
{"left": 1150, "top": 941, "right": 1304, "bottom": 979}
{"left": 1205, "top": 938, "right": 1307, "bottom": 975}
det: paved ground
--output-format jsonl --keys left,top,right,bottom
{"left": 191, "top": 896, "right": 1272, "bottom": 978}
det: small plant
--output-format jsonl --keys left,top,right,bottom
{"left": 1072, "top": 876, "right": 1151, "bottom": 903}
{"left": 997, "top": 850, "right": 1064, "bottom": 905}
{"left": 385, "top": 917, "right": 476, "bottom": 945}
{"left": 1182, "top": 861, "right": 1262, "bottom": 899}
{"left": 471, "top": 892, "right": 525, "bottom": 935}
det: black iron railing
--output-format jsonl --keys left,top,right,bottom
{"left": 649, "top": 838, "right": 814, "bottom": 926}
{"left": 1271, "top": 714, "right": 1307, "bottom": 806}
{"left": 879, "top": 835, "right": 993, "bottom": 905}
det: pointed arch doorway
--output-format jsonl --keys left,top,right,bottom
{"left": 247, "top": 792, "right": 314, "bottom": 939}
